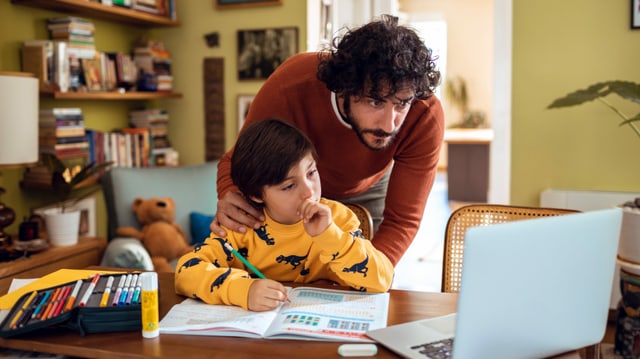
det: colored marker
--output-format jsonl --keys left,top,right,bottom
{"left": 125, "top": 274, "right": 138, "bottom": 305}
{"left": 32, "top": 290, "right": 52, "bottom": 319}
{"left": 99, "top": 276, "right": 115, "bottom": 307}
{"left": 79, "top": 273, "right": 101, "bottom": 307}
{"left": 131, "top": 275, "right": 142, "bottom": 304}
{"left": 49, "top": 285, "right": 71, "bottom": 319}
{"left": 118, "top": 274, "right": 133, "bottom": 306}
{"left": 9, "top": 291, "right": 37, "bottom": 329}
{"left": 63, "top": 279, "right": 83, "bottom": 312}
{"left": 112, "top": 274, "right": 126, "bottom": 306}
{"left": 40, "top": 287, "right": 61, "bottom": 320}
{"left": 223, "top": 242, "right": 266, "bottom": 279}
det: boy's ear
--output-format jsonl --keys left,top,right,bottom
{"left": 249, "top": 195, "right": 264, "bottom": 204}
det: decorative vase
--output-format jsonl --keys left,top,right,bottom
{"left": 43, "top": 209, "right": 80, "bottom": 247}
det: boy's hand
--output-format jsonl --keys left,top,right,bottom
{"left": 248, "top": 279, "right": 289, "bottom": 312}
{"left": 299, "top": 199, "right": 332, "bottom": 237}
{"left": 210, "top": 191, "right": 264, "bottom": 236}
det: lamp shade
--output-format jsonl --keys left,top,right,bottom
{"left": 0, "top": 72, "right": 39, "bottom": 167}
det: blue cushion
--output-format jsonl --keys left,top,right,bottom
{"left": 190, "top": 212, "right": 214, "bottom": 244}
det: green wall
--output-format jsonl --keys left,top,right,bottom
{"left": 512, "top": 0, "right": 640, "bottom": 205}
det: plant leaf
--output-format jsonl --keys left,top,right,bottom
{"left": 547, "top": 82, "right": 612, "bottom": 108}
{"left": 607, "top": 81, "right": 640, "bottom": 105}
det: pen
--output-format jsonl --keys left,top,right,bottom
{"left": 119, "top": 274, "right": 133, "bottom": 306}
{"left": 40, "top": 287, "right": 61, "bottom": 320}
{"left": 49, "top": 285, "right": 71, "bottom": 319}
{"left": 32, "top": 290, "right": 52, "bottom": 319}
{"left": 223, "top": 242, "right": 266, "bottom": 279}
{"left": 125, "top": 274, "right": 138, "bottom": 305}
{"left": 79, "top": 273, "right": 101, "bottom": 307}
{"left": 131, "top": 275, "right": 142, "bottom": 304}
{"left": 63, "top": 279, "right": 83, "bottom": 312}
{"left": 112, "top": 274, "right": 126, "bottom": 306}
{"left": 9, "top": 291, "right": 38, "bottom": 329}
{"left": 99, "top": 276, "right": 115, "bottom": 307}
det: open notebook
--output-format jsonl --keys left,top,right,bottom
{"left": 368, "top": 208, "right": 622, "bottom": 359}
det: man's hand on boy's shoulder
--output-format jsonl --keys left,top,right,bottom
{"left": 211, "top": 190, "right": 265, "bottom": 236}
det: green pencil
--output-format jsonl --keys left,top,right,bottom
{"left": 223, "top": 242, "right": 266, "bottom": 279}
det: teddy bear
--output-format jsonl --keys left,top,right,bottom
{"left": 117, "top": 197, "right": 193, "bottom": 273}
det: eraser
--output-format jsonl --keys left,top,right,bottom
{"left": 337, "top": 344, "right": 378, "bottom": 357}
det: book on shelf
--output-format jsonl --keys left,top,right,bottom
{"left": 159, "top": 286, "right": 389, "bottom": 342}
{"left": 81, "top": 58, "right": 103, "bottom": 92}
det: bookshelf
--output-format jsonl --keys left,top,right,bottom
{"left": 11, "top": 0, "right": 180, "bottom": 27}
{"left": 42, "top": 91, "right": 182, "bottom": 100}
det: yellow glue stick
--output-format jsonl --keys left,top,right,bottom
{"left": 140, "top": 272, "right": 159, "bottom": 339}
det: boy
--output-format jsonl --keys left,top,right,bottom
{"left": 175, "top": 119, "right": 394, "bottom": 312}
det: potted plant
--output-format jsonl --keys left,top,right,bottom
{"left": 548, "top": 80, "right": 640, "bottom": 265}
{"left": 39, "top": 153, "right": 113, "bottom": 246}
{"left": 444, "top": 76, "right": 486, "bottom": 129}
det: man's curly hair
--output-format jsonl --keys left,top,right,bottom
{"left": 317, "top": 15, "right": 440, "bottom": 100}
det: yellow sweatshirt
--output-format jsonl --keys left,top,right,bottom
{"left": 174, "top": 199, "right": 394, "bottom": 310}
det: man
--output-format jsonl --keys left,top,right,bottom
{"left": 212, "top": 15, "right": 444, "bottom": 266}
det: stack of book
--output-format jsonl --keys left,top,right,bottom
{"left": 129, "top": 108, "right": 178, "bottom": 166}
{"left": 47, "top": 17, "right": 96, "bottom": 60}
{"left": 133, "top": 40, "right": 173, "bottom": 92}
{"left": 38, "top": 108, "right": 89, "bottom": 161}
{"left": 22, "top": 108, "right": 89, "bottom": 188}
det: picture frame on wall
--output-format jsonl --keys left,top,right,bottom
{"left": 215, "top": 0, "right": 282, "bottom": 9}
{"left": 632, "top": 0, "right": 640, "bottom": 29}
{"left": 237, "top": 27, "right": 298, "bottom": 80}
{"left": 237, "top": 94, "right": 255, "bottom": 131}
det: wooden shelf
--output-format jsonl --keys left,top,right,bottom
{"left": 40, "top": 91, "right": 182, "bottom": 100}
{"left": 11, "top": 0, "right": 179, "bottom": 27}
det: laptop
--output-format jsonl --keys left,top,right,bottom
{"left": 367, "top": 208, "right": 622, "bottom": 359}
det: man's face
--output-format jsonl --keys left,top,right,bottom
{"left": 344, "top": 86, "right": 415, "bottom": 151}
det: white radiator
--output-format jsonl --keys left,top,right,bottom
{"left": 540, "top": 189, "right": 640, "bottom": 310}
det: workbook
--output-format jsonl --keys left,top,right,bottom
{"left": 159, "top": 287, "right": 389, "bottom": 342}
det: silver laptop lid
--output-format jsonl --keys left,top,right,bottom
{"left": 453, "top": 208, "right": 622, "bottom": 359}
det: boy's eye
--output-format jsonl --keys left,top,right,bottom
{"left": 281, "top": 183, "right": 295, "bottom": 191}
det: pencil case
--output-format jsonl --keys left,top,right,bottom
{"left": 0, "top": 273, "right": 143, "bottom": 338}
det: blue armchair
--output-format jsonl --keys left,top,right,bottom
{"left": 100, "top": 162, "right": 218, "bottom": 270}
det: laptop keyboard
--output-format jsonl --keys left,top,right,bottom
{"left": 410, "top": 338, "right": 454, "bottom": 358}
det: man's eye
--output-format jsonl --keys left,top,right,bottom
{"left": 369, "top": 99, "right": 384, "bottom": 107}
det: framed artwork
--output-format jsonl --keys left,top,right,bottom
{"left": 33, "top": 195, "right": 97, "bottom": 238}
{"left": 237, "top": 27, "right": 298, "bottom": 80}
{"left": 237, "top": 94, "right": 255, "bottom": 131}
{"left": 633, "top": 0, "right": 640, "bottom": 29}
{"left": 215, "top": 0, "right": 282, "bottom": 9}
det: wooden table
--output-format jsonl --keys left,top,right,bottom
{"left": 0, "top": 271, "right": 588, "bottom": 359}
{"left": 0, "top": 271, "right": 457, "bottom": 358}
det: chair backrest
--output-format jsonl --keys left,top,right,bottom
{"left": 441, "top": 204, "right": 579, "bottom": 293}
{"left": 344, "top": 203, "right": 373, "bottom": 240}
{"left": 101, "top": 161, "right": 218, "bottom": 244}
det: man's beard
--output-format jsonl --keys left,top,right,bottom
{"left": 343, "top": 97, "right": 399, "bottom": 151}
